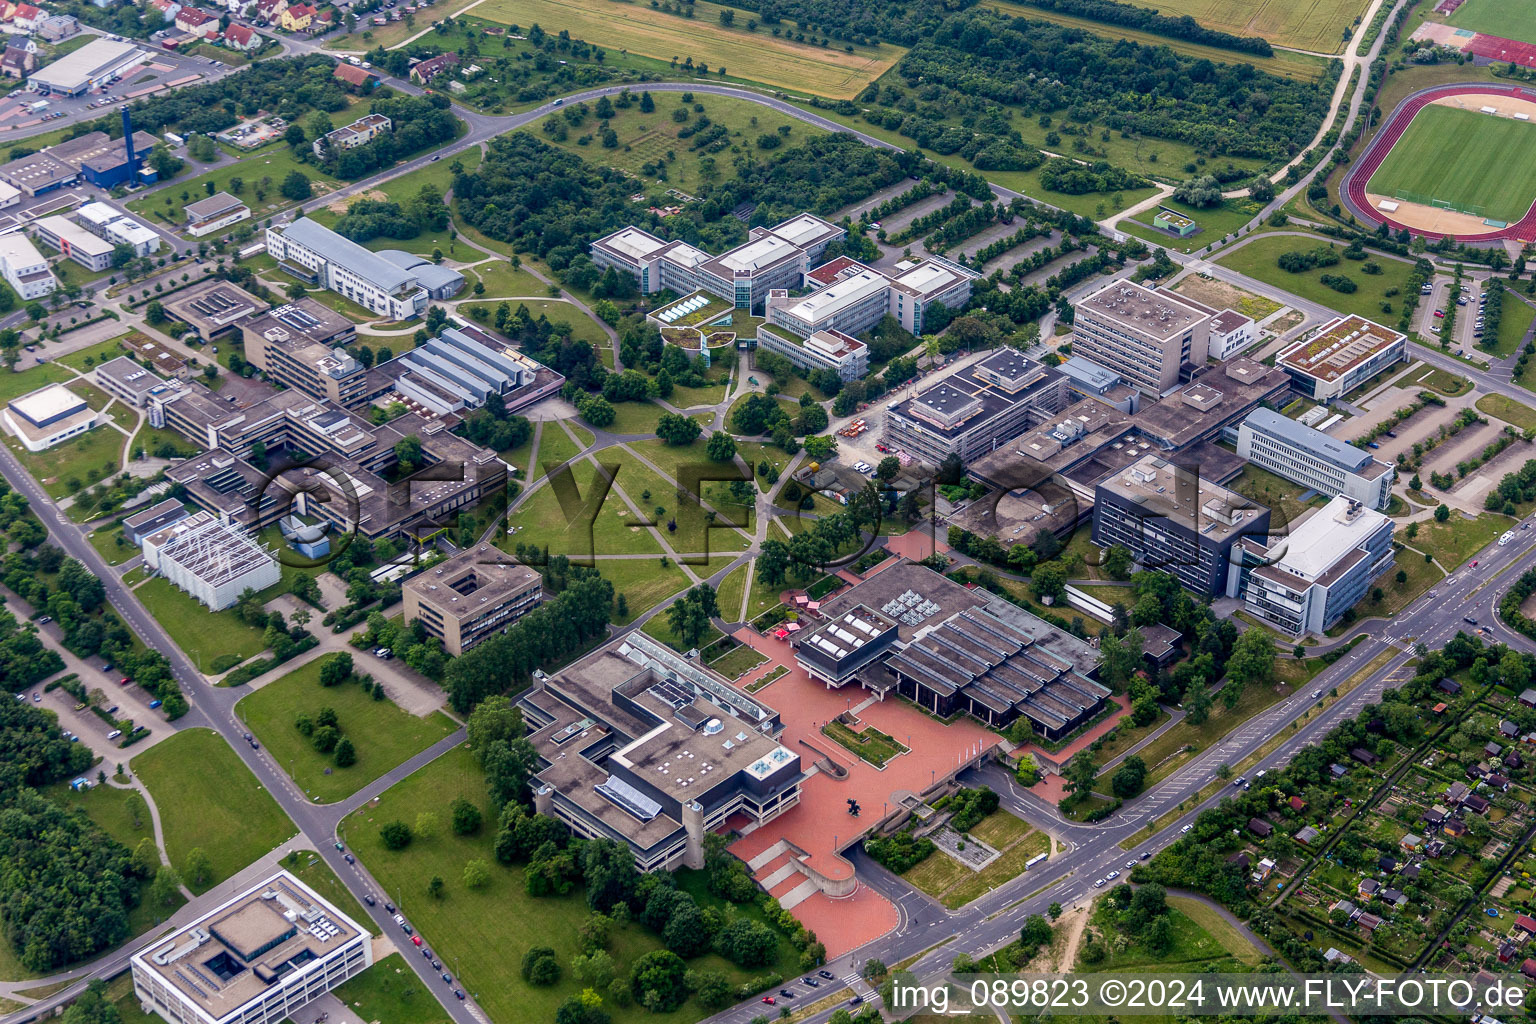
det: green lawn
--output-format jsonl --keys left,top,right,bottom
{"left": 236, "top": 656, "right": 457, "bottom": 804}
{"left": 59, "top": 335, "right": 133, "bottom": 372}
{"left": 307, "top": 150, "right": 483, "bottom": 260}
{"left": 468, "top": 259, "right": 545, "bottom": 298}
{"left": 1412, "top": 511, "right": 1514, "bottom": 569}
{"left": 1477, "top": 393, "right": 1536, "bottom": 434}
{"left": 133, "top": 728, "right": 296, "bottom": 893}
{"left": 40, "top": 779, "right": 154, "bottom": 855}
{"left": 822, "top": 719, "right": 908, "bottom": 767}
{"left": 5, "top": 422, "right": 125, "bottom": 500}
{"left": 134, "top": 576, "right": 272, "bottom": 669}
{"left": 0, "top": 362, "right": 73, "bottom": 403}
{"left": 341, "top": 743, "right": 797, "bottom": 1024}
{"left": 504, "top": 461, "right": 665, "bottom": 559}
{"left": 1215, "top": 233, "right": 1418, "bottom": 321}
{"left": 606, "top": 400, "right": 666, "bottom": 435}
{"left": 1367, "top": 105, "right": 1536, "bottom": 223}
{"left": 1127, "top": 197, "right": 1265, "bottom": 255}
{"left": 129, "top": 144, "right": 337, "bottom": 230}
{"left": 1226, "top": 462, "right": 1320, "bottom": 531}
{"left": 1447, "top": 0, "right": 1536, "bottom": 46}
{"left": 597, "top": 556, "right": 693, "bottom": 624}
{"left": 331, "top": 954, "right": 452, "bottom": 1024}
{"left": 1487, "top": 291, "right": 1536, "bottom": 358}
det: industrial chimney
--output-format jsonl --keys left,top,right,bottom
{"left": 121, "top": 107, "right": 135, "bottom": 174}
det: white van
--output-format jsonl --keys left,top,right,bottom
{"left": 107, "top": 729, "right": 122, "bottom": 740}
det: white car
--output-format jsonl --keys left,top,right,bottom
{"left": 1106, "top": 870, "right": 1120, "bottom": 880}
{"left": 1180, "top": 823, "right": 1192, "bottom": 833}
{"left": 1092, "top": 878, "right": 1105, "bottom": 888}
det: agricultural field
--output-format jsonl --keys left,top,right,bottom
{"left": 476, "top": 0, "right": 903, "bottom": 98}
{"left": 1366, "top": 106, "right": 1536, "bottom": 224}
{"left": 992, "top": 0, "right": 1371, "bottom": 54}
{"left": 1446, "top": 0, "right": 1536, "bottom": 45}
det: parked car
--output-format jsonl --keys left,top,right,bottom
{"left": 364, "top": 894, "right": 377, "bottom": 906}
{"left": 107, "top": 729, "right": 122, "bottom": 739}
{"left": 149, "top": 699, "right": 163, "bottom": 709}
{"left": 761, "top": 997, "right": 776, "bottom": 1006}
{"left": 412, "top": 935, "right": 423, "bottom": 946}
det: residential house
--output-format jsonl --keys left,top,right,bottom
{"left": 34, "top": 13, "right": 76, "bottom": 39}
{"left": 1487, "top": 741, "right": 1504, "bottom": 758}
{"left": 1289, "top": 796, "right": 1306, "bottom": 812}
{"left": 1508, "top": 752, "right": 1525, "bottom": 770}
{"left": 1520, "top": 688, "right": 1536, "bottom": 709}
{"left": 1499, "top": 941, "right": 1519, "bottom": 964}
{"left": 312, "top": 7, "right": 332, "bottom": 27}
{"left": 147, "top": 0, "right": 183, "bottom": 20}
{"left": 1501, "top": 720, "right": 1520, "bottom": 739}
{"left": 1380, "top": 887, "right": 1407, "bottom": 908}
{"left": 0, "top": 43, "right": 34, "bottom": 79}
{"left": 1350, "top": 747, "right": 1380, "bottom": 765}
{"left": 1469, "top": 762, "right": 1490, "bottom": 781}
{"left": 333, "top": 62, "right": 377, "bottom": 91}
{"left": 1358, "top": 877, "right": 1380, "bottom": 897}
{"left": 1400, "top": 833, "right": 1423, "bottom": 853}
{"left": 1423, "top": 805, "right": 1447, "bottom": 828}
{"left": 174, "top": 7, "right": 218, "bottom": 37}
{"left": 222, "top": 22, "right": 259, "bottom": 49}
{"left": 253, "top": 0, "right": 285, "bottom": 21}
{"left": 1357, "top": 912, "right": 1382, "bottom": 933}
{"left": 280, "top": 2, "right": 315, "bottom": 29}
{"left": 1465, "top": 793, "right": 1491, "bottom": 814}
{"left": 1488, "top": 773, "right": 1512, "bottom": 792}
{"left": 1444, "top": 817, "right": 1469, "bottom": 837}
{"left": 1521, "top": 959, "right": 1536, "bottom": 981}
{"left": 409, "top": 51, "right": 457, "bottom": 85}
{"left": 1515, "top": 914, "right": 1536, "bottom": 937}
{"left": 9, "top": 4, "right": 44, "bottom": 31}
{"left": 1297, "top": 825, "right": 1321, "bottom": 845}
{"left": 1446, "top": 781, "right": 1470, "bottom": 804}
{"left": 1438, "top": 677, "right": 1462, "bottom": 695}
{"left": 1248, "top": 817, "right": 1273, "bottom": 839}
{"left": 1401, "top": 862, "right": 1422, "bottom": 881}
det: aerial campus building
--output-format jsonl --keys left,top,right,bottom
{"left": 754, "top": 327, "right": 868, "bottom": 382}
{"left": 162, "top": 279, "right": 268, "bottom": 345}
{"left": 789, "top": 560, "right": 1108, "bottom": 740}
{"left": 32, "top": 203, "right": 161, "bottom": 270}
{"left": 1277, "top": 315, "right": 1406, "bottom": 402}
{"left": 130, "top": 869, "right": 372, "bottom": 1024}
{"left": 1237, "top": 407, "right": 1395, "bottom": 511}
{"left": 1071, "top": 281, "right": 1212, "bottom": 396}
{"left": 149, "top": 515, "right": 280, "bottom": 610}
{"left": 184, "top": 192, "right": 252, "bottom": 238}
{"left": 29, "top": 38, "right": 146, "bottom": 97}
{"left": 266, "top": 217, "right": 463, "bottom": 320}
{"left": 94, "top": 356, "right": 182, "bottom": 409}
{"left": 241, "top": 298, "right": 363, "bottom": 407}
{"left": 121, "top": 497, "right": 190, "bottom": 545}
{"left": 1092, "top": 453, "right": 1272, "bottom": 597}
{"left": 73, "top": 201, "right": 162, "bottom": 257}
{"left": 374, "top": 322, "right": 555, "bottom": 416}
{"left": 0, "top": 231, "right": 54, "bottom": 298}
{"left": 519, "top": 632, "right": 803, "bottom": 872}
{"left": 2, "top": 382, "right": 98, "bottom": 451}
{"left": 402, "top": 545, "right": 544, "bottom": 656}
{"left": 0, "top": 112, "right": 159, "bottom": 195}
{"left": 885, "top": 349, "right": 1069, "bottom": 464}
{"left": 1236, "top": 495, "right": 1396, "bottom": 636}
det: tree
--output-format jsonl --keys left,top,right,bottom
{"left": 452, "top": 796, "right": 483, "bottom": 835}
{"left": 1435, "top": 503, "right": 1451, "bottom": 522}
{"left": 1226, "top": 628, "right": 1276, "bottom": 687}
{"left": 415, "top": 811, "right": 440, "bottom": 840}
{"left": 1062, "top": 749, "right": 1098, "bottom": 795}
{"left": 150, "top": 864, "right": 182, "bottom": 907}
{"left": 1111, "top": 755, "right": 1146, "bottom": 797}
{"left": 524, "top": 946, "right": 563, "bottom": 985}
{"left": 876, "top": 456, "right": 900, "bottom": 481}
{"left": 185, "top": 847, "right": 213, "bottom": 888}
{"left": 629, "top": 950, "right": 688, "bottom": 1011}
{"left": 467, "top": 694, "right": 524, "bottom": 752}
{"left": 334, "top": 736, "right": 357, "bottom": 767}
{"left": 428, "top": 875, "right": 445, "bottom": 899}
{"left": 1032, "top": 561, "right": 1067, "bottom": 602}
{"left": 1103, "top": 544, "right": 1134, "bottom": 579}
{"left": 463, "top": 858, "right": 491, "bottom": 888}
{"left": 394, "top": 434, "right": 425, "bottom": 474}
{"left": 280, "top": 170, "right": 312, "bottom": 201}
{"left": 319, "top": 652, "right": 354, "bottom": 686}
{"left": 656, "top": 413, "right": 702, "bottom": 446}
{"left": 379, "top": 820, "right": 413, "bottom": 849}
{"left": 705, "top": 431, "right": 736, "bottom": 461}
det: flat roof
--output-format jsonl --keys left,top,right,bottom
{"left": 1099, "top": 454, "right": 1266, "bottom": 543}
{"left": 778, "top": 267, "right": 890, "bottom": 325}
{"left": 165, "top": 278, "right": 267, "bottom": 333}
{"left": 708, "top": 232, "right": 800, "bottom": 275}
{"left": 404, "top": 544, "right": 541, "bottom": 613}
{"left": 594, "top": 225, "right": 668, "bottom": 263}
{"left": 0, "top": 232, "right": 46, "bottom": 268}
{"left": 1259, "top": 495, "right": 1391, "bottom": 582}
{"left": 131, "top": 870, "right": 366, "bottom": 1022}
{"left": 31, "top": 38, "right": 142, "bottom": 90}
{"left": 1278, "top": 315, "right": 1405, "bottom": 383}
{"left": 820, "top": 559, "right": 988, "bottom": 644}
{"left": 9, "top": 382, "right": 85, "bottom": 425}
{"left": 1058, "top": 355, "right": 1121, "bottom": 391}
{"left": 185, "top": 192, "right": 248, "bottom": 221}
{"left": 1079, "top": 280, "right": 1211, "bottom": 341}
{"left": 276, "top": 217, "right": 420, "bottom": 297}
{"left": 890, "top": 353, "right": 1060, "bottom": 438}
{"left": 767, "top": 212, "right": 841, "bottom": 250}
{"left": 34, "top": 215, "right": 114, "bottom": 257}
{"left": 891, "top": 260, "right": 966, "bottom": 299}
{"left": 124, "top": 497, "right": 188, "bottom": 531}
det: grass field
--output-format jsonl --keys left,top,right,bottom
{"left": 985, "top": 0, "right": 1336, "bottom": 73}
{"left": 475, "top": 0, "right": 903, "bottom": 99}
{"left": 1126, "top": 197, "right": 1266, "bottom": 254}
{"left": 5, "top": 421, "right": 125, "bottom": 500}
{"left": 340, "top": 743, "right": 798, "bottom": 1024}
{"left": 307, "top": 148, "right": 484, "bottom": 259}
{"left": 1366, "top": 105, "right": 1536, "bottom": 224}
{"left": 995, "top": 0, "right": 1368, "bottom": 54}
{"left": 129, "top": 144, "right": 339, "bottom": 230}
{"left": 134, "top": 576, "right": 272, "bottom": 669}
{"left": 133, "top": 728, "right": 296, "bottom": 893}
{"left": 236, "top": 657, "right": 457, "bottom": 803}
{"left": 1215, "top": 233, "right": 1417, "bottom": 321}
{"left": 0, "top": 362, "right": 73, "bottom": 403}
{"left": 1487, "top": 290, "right": 1536, "bottom": 358}
{"left": 332, "top": 954, "right": 452, "bottom": 1024}
{"left": 1478, "top": 393, "right": 1536, "bottom": 434}
{"left": 1447, "top": 0, "right": 1536, "bottom": 45}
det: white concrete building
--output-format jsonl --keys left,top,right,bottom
{"left": 152, "top": 515, "right": 280, "bottom": 610}
{"left": 267, "top": 217, "right": 460, "bottom": 320}
{"left": 888, "top": 258, "right": 976, "bottom": 335}
{"left": 3, "top": 382, "right": 97, "bottom": 451}
{"left": 130, "top": 870, "right": 372, "bottom": 1024}
{"left": 184, "top": 192, "right": 250, "bottom": 238}
{"left": 33, "top": 214, "right": 114, "bottom": 271}
{"left": 76, "top": 201, "right": 162, "bottom": 257}
{"left": 1207, "top": 309, "right": 1257, "bottom": 360}
{"left": 1237, "top": 495, "right": 1396, "bottom": 636}
{"left": 1277, "top": 315, "right": 1406, "bottom": 402}
{"left": 0, "top": 231, "right": 55, "bottom": 298}
{"left": 1236, "top": 407, "right": 1395, "bottom": 511}
{"left": 755, "top": 325, "right": 868, "bottom": 381}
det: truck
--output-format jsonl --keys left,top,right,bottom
{"left": 26, "top": 100, "right": 47, "bottom": 113}
{"left": 1500, "top": 531, "right": 1515, "bottom": 546}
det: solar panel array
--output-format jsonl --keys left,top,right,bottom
{"left": 275, "top": 304, "right": 324, "bottom": 332}
{"left": 881, "top": 589, "right": 940, "bottom": 626}
{"left": 658, "top": 295, "right": 708, "bottom": 322}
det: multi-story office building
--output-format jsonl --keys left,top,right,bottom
{"left": 886, "top": 350, "right": 1068, "bottom": 465}
{"left": 519, "top": 633, "right": 803, "bottom": 871}
{"left": 402, "top": 545, "right": 543, "bottom": 656}
{"left": 1072, "top": 281, "right": 1212, "bottom": 396}
{"left": 153, "top": 515, "right": 280, "bottom": 610}
{"left": 163, "top": 279, "right": 268, "bottom": 344}
{"left": 241, "top": 298, "right": 364, "bottom": 407}
{"left": 32, "top": 214, "right": 114, "bottom": 270}
{"left": 1237, "top": 407, "right": 1395, "bottom": 510}
{"left": 0, "top": 232, "right": 54, "bottom": 298}
{"left": 754, "top": 326, "right": 867, "bottom": 381}
{"left": 697, "top": 230, "right": 808, "bottom": 310}
{"left": 1208, "top": 309, "right": 1257, "bottom": 360}
{"left": 313, "top": 113, "right": 391, "bottom": 157}
{"left": 1092, "top": 454, "right": 1271, "bottom": 596}
{"left": 765, "top": 266, "right": 891, "bottom": 338}
{"left": 96, "top": 357, "right": 180, "bottom": 408}
{"left": 789, "top": 560, "right": 1108, "bottom": 740}
{"left": 73, "top": 201, "right": 161, "bottom": 257}
{"left": 1237, "top": 495, "right": 1396, "bottom": 636}
{"left": 1277, "top": 315, "right": 1406, "bottom": 401}
{"left": 121, "top": 497, "right": 189, "bottom": 545}
{"left": 888, "top": 258, "right": 976, "bottom": 334}
{"left": 266, "top": 217, "right": 462, "bottom": 320}
{"left": 130, "top": 870, "right": 372, "bottom": 1024}
{"left": 758, "top": 212, "right": 843, "bottom": 263}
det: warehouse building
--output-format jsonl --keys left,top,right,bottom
{"left": 152, "top": 515, "right": 279, "bottom": 610}
{"left": 520, "top": 632, "right": 802, "bottom": 871}
{"left": 241, "top": 298, "right": 364, "bottom": 407}
{"left": 3, "top": 382, "right": 97, "bottom": 451}
{"left": 130, "top": 870, "right": 372, "bottom": 1024}
{"left": 184, "top": 192, "right": 251, "bottom": 238}
{"left": 754, "top": 325, "right": 867, "bottom": 381}
{"left": 790, "top": 560, "right": 1108, "bottom": 740}
{"left": 266, "top": 217, "right": 462, "bottom": 319}
{"left": 886, "top": 349, "right": 1068, "bottom": 465}
{"left": 0, "top": 123, "right": 160, "bottom": 195}
{"left": 1277, "top": 315, "right": 1406, "bottom": 402}
{"left": 378, "top": 322, "right": 546, "bottom": 413}
{"left": 1092, "top": 454, "right": 1271, "bottom": 597}
{"left": 1237, "top": 496, "right": 1396, "bottom": 636}
{"left": 1072, "top": 281, "right": 1212, "bottom": 396}
{"left": 29, "top": 38, "right": 146, "bottom": 97}
{"left": 1236, "top": 407, "right": 1395, "bottom": 511}
{"left": 0, "top": 232, "right": 54, "bottom": 298}
{"left": 402, "top": 545, "right": 544, "bottom": 656}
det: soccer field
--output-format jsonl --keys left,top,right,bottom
{"left": 1366, "top": 105, "right": 1536, "bottom": 224}
{"left": 1448, "top": 0, "right": 1536, "bottom": 46}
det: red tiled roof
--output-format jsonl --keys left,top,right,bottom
{"left": 287, "top": 2, "right": 316, "bottom": 15}
{"left": 807, "top": 256, "right": 859, "bottom": 286}
{"left": 333, "top": 63, "right": 376, "bottom": 86}
{"left": 223, "top": 23, "right": 253, "bottom": 43}
{"left": 177, "top": 7, "right": 212, "bottom": 23}
{"left": 12, "top": 3, "right": 39, "bottom": 19}
{"left": 1517, "top": 915, "right": 1536, "bottom": 933}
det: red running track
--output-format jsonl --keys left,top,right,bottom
{"left": 1344, "top": 83, "right": 1536, "bottom": 243}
